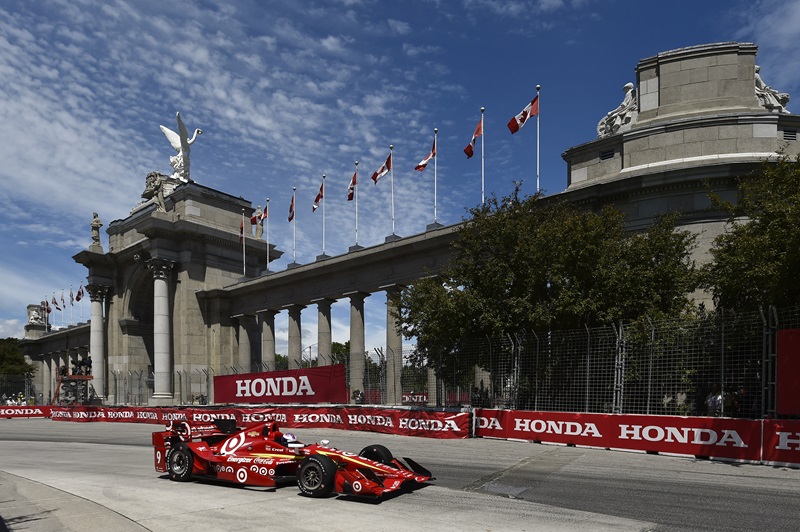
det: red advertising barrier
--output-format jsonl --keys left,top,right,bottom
{"left": 776, "top": 329, "right": 800, "bottom": 416}
{"left": 1, "top": 406, "right": 51, "bottom": 419}
{"left": 213, "top": 365, "right": 348, "bottom": 404}
{"left": 475, "top": 409, "right": 763, "bottom": 462}
{"left": 49, "top": 405, "right": 471, "bottom": 439}
{"left": 762, "top": 419, "right": 800, "bottom": 465}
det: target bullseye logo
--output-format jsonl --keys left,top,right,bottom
{"left": 236, "top": 468, "right": 248, "bottom": 483}
{"left": 221, "top": 433, "right": 246, "bottom": 455}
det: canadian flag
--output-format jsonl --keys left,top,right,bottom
{"left": 76, "top": 284, "right": 84, "bottom": 302}
{"left": 347, "top": 171, "right": 357, "bottom": 201}
{"left": 464, "top": 118, "right": 483, "bottom": 158}
{"left": 238, "top": 218, "right": 244, "bottom": 243}
{"left": 312, "top": 182, "right": 324, "bottom": 212}
{"left": 415, "top": 137, "right": 436, "bottom": 172}
{"left": 371, "top": 152, "right": 392, "bottom": 184}
{"left": 43, "top": 300, "right": 51, "bottom": 314}
{"left": 52, "top": 294, "right": 61, "bottom": 312}
{"left": 70, "top": 287, "right": 74, "bottom": 306}
{"left": 507, "top": 95, "right": 539, "bottom": 134}
{"left": 288, "top": 194, "right": 295, "bottom": 222}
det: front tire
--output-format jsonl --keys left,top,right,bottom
{"left": 359, "top": 443, "right": 393, "bottom": 465}
{"left": 167, "top": 442, "right": 194, "bottom": 482}
{"left": 296, "top": 454, "right": 336, "bottom": 497}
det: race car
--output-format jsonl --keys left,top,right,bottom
{"left": 152, "top": 419, "right": 433, "bottom": 498}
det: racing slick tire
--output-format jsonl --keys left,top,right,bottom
{"left": 296, "top": 454, "right": 336, "bottom": 498}
{"left": 359, "top": 443, "right": 394, "bottom": 465}
{"left": 166, "top": 442, "right": 194, "bottom": 482}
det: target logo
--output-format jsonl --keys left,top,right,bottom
{"left": 220, "top": 433, "right": 246, "bottom": 455}
{"left": 236, "top": 468, "right": 248, "bottom": 483}
{"left": 352, "top": 481, "right": 362, "bottom": 492}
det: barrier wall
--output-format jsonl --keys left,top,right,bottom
{"left": 5, "top": 404, "right": 799, "bottom": 466}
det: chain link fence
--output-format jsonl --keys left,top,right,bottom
{"left": 23, "top": 306, "right": 800, "bottom": 418}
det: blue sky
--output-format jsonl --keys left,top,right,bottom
{"left": 2, "top": 0, "right": 799, "bottom": 356}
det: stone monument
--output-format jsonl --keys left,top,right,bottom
{"left": 160, "top": 111, "right": 202, "bottom": 183}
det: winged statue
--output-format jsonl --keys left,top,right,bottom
{"left": 160, "top": 112, "right": 202, "bottom": 182}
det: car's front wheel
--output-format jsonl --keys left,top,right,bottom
{"left": 296, "top": 454, "right": 336, "bottom": 497}
{"left": 166, "top": 442, "right": 194, "bottom": 482}
{"left": 359, "top": 443, "right": 394, "bottom": 465}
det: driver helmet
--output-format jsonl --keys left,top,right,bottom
{"left": 283, "top": 433, "right": 297, "bottom": 443}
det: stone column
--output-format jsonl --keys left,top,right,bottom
{"left": 258, "top": 310, "right": 278, "bottom": 371}
{"left": 87, "top": 284, "right": 108, "bottom": 400}
{"left": 313, "top": 298, "right": 334, "bottom": 366}
{"left": 148, "top": 260, "right": 173, "bottom": 400}
{"left": 236, "top": 315, "right": 256, "bottom": 372}
{"left": 346, "top": 291, "right": 369, "bottom": 402}
{"left": 382, "top": 285, "right": 403, "bottom": 406}
{"left": 40, "top": 356, "right": 51, "bottom": 406}
{"left": 285, "top": 304, "right": 305, "bottom": 370}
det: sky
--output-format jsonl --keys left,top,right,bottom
{"left": 2, "top": 0, "right": 800, "bottom": 358}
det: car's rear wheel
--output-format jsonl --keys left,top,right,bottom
{"left": 167, "top": 442, "right": 193, "bottom": 482}
{"left": 296, "top": 454, "right": 336, "bottom": 497}
{"left": 359, "top": 443, "right": 394, "bottom": 465}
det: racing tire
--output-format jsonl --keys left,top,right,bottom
{"left": 359, "top": 443, "right": 394, "bottom": 465}
{"left": 296, "top": 454, "right": 336, "bottom": 498}
{"left": 166, "top": 442, "right": 194, "bottom": 482}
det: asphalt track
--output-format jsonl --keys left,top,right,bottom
{"left": 0, "top": 420, "right": 797, "bottom": 531}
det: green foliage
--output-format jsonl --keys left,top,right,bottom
{"left": 401, "top": 186, "right": 700, "bottom": 358}
{"left": 704, "top": 154, "right": 800, "bottom": 310}
{"left": 0, "top": 338, "right": 36, "bottom": 377}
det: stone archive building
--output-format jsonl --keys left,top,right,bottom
{"left": 21, "top": 42, "right": 800, "bottom": 406}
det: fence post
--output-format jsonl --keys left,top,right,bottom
{"left": 719, "top": 308, "right": 726, "bottom": 417}
{"left": 612, "top": 322, "right": 625, "bottom": 414}
{"left": 584, "top": 324, "right": 591, "bottom": 413}
{"left": 646, "top": 316, "right": 655, "bottom": 415}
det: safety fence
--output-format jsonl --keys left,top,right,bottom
{"left": 28, "top": 305, "right": 800, "bottom": 419}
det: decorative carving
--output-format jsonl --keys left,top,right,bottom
{"left": 27, "top": 308, "right": 43, "bottom": 324}
{"left": 597, "top": 82, "right": 638, "bottom": 138}
{"left": 755, "top": 65, "right": 790, "bottom": 113}
{"left": 86, "top": 284, "right": 109, "bottom": 302}
{"left": 160, "top": 112, "right": 202, "bottom": 183}
{"left": 147, "top": 258, "right": 174, "bottom": 280}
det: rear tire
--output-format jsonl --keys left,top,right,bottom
{"left": 359, "top": 443, "right": 393, "bottom": 465}
{"left": 296, "top": 454, "right": 336, "bottom": 497}
{"left": 167, "top": 442, "right": 194, "bottom": 482}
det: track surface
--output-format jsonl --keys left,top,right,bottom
{"left": 0, "top": 419, "right": 797, "bottom": 531}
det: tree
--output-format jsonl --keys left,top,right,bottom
{"left": 400, "top": 186, "right": 700, "bottom": 380}
{"left": 0, "top": 338, "right": 36, "bottom": 377}
{"left": 704, "top": 154, "right": 800, "bottom": 310}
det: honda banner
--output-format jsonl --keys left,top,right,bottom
{"left": 213, "top": 365, "right": 348, "bottom": 404}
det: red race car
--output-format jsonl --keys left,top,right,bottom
{"left": 152, "top": 419, "right": 433, "bottom": 498}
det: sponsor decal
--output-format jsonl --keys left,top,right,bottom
{"left": 352, "top": 481, "right": 362, "bottom": 492}
{"left": 619, "top": 424, "right": 746, "bottom": 447}
{"left": 295, "top": 413, "right": 344, "bottom": 424}
{"left": 192, "top": 412, "right": 236, "bottom": 422}
{"left": 236, "top": 468, "right": 248, "bottom": 483}
{"left": 775, "top": 432, "right": 800, "bottom": 451}
{"left": 515, "top": 418, "right": 602, "bottom": 438}
{"left": 476, "top": 416, "right": 502, "bottom": 430}
{"left": 236, "top": 376, "right": 315, "bottom": 398}
{"left": 399, "top": 418, "right": 460, "bottom": 431}
{"left": 240, "top": 412, "right": 287, "bottom": 423}
{"left": 220, "top": 433, "right": 246, "bottom": 455}
{"left": 347, "top": 414, "right": 393, "bottom": 427}
{"left": 136, "top": 411, "right": 158, "bottom": 420}
{"left": 107, "top": 410, "right": 134, "bottom": 419}
{"left": 0, "top": 408, "right": 45, "bottom": 416}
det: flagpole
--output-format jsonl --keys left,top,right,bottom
{"left": 265, "top": 198, "right": 270, "bottom": 273}
{"left": 292, "top": 186, "right": 297, "bottom": 264}
{"left": 389, "top": 145, "right": 395, "bottom": 236}
{"left": 536, "top": 84, "right": 541, "bottom": 194}
{"left": 321, "top": 174, "right": 326, "bottom": 256}
{"left": 354, "top": 161, "right": 359, "bottom": 247}
{"left": 70, "top": 285, "right": 73, "bottom": 325}
{"left": 241, "top": 209, "right": 246, "bottom": 277}
{"left": 481, "top": 107, "right": 485, "bottom": 205}
{"left": 433, "top": 128, "right": 438, "bottom": 225}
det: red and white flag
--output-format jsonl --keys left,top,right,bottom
{"left": 312, "top": 182, "right": 324, "bottom": 212}
{"left": 415, "top": 137, "right": 436, "bottom": 171}
{"left": 347, "top": 171, "right": 357, "bottom": 201}
{"left": 61, "top": 290, "right": 65, "bottom": 310}
{"left": 70, "top": 287, "right": 74, "bottom": 306}
{"left": 507, "top": 95, "right": 539, "bottom": 134}
{"left": 43, "top": 300, "right": 51, "bottom": 314}
{"left": 52, "top": 294, "right": 61, "bottom": 312}
{"left": 371, "top": 152, "right": 392, "bottom": 184}
{"left": 238, "top": 218, "right": 244, "bottom": 243}
{"left": 76, "top": 284, "right": 84, "bottom": 302}
{"left": 288, "top": 194, "right": 295, "bottom": 222}
{"left": 464, "top": 118, "right": 483, "bottom": 158}
{"left": 262, "top": 204, "right": 268, "bottom": 220}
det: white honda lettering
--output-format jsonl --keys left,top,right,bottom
{"left": 476, "top": 417, "right": 502, "bottom": 430}
{"left": 236, "top": 379, "right": 251, "bottom": 397}
{"left": 776, "top": 432, "right": 800, "bottom": 451}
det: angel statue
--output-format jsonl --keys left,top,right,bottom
{"left": 160, "top": 112, "right": 202, "bottom": 182}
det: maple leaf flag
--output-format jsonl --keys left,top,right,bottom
{"left": 312, "top": 182, "right": 324, "bottom": 212}
{"left": 70, "top": 287, "right": 74, "bottom": 306}
{"left": 288, "top": 195, "right": 295, "bottom": 222}
{"left": 415, "top": 138, "right": 436, "bottom": 172}
{"left": 464, "top": 118, "right": 483, "bottom": 158}
{"left": 61, "top": 290, "right": 65, "bottom": 309}
{"left": 507, "top": 94, "right": 539, "bottom": 134}
{"left": 43, "top": 300, "right": 51, "bottom": 314}
{"left": 238, "top": 218, "right": 244, "bottom": 243}
{"left": 76, "top": 284, "right": 84, "bottom": 302}
{"left": 371, "top": 152, "right": 392, "bottom": 184}
{"left": 52, "top": 294, "right": 61, "bottom": 312}
{"left": 347, "top": 171, "right": 357, "bottom": 201}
